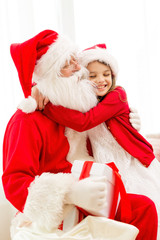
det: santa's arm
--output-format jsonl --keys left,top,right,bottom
{"left": 2, "top": 118, "right": 74, "bottom": 232}
{"left": 43, "top": 87, "right": 129, "bottom": 132}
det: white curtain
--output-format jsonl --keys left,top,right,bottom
{"left": 0, "top": 0, "right": 160, "bottom": 170}
{"left": 74, "top": 0, "right": 160, "bottom": 135}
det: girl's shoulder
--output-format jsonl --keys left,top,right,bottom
{"left": 114, "top": 86, "right": 126, "bottom": 94}
{"left": 106, "top": 86, "right": 127, "bottom": 102}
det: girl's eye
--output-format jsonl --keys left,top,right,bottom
{"left": 89, "top": 75, "right": 96, "bottom": 78}
{"left": 104, "top": 74, "right": 110, "bottom": 77}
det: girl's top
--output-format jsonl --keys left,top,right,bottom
{"left": 43, "top": 86, "right": 155, "bottom": 167}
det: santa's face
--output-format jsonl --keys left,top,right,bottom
{"left": 87, "top": 61, "right": 113, "bottom": 97}
{"left": 60, "top": 56, "right": 81, "bottom": 77}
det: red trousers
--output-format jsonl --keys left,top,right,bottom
{"left": 115, "top": 194, "right": 158, "bottom": 240}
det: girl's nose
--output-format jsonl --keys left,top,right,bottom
{"left": 97, "top": 76, "right": 105, "bottom": 83}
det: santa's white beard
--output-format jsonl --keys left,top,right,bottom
{"left": 36, "top": 67, "right": 98, "bottom": 163}
{"left": 37, "top": 67, "right": 98, "bottom": 112}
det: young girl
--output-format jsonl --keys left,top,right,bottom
{"left": 34, "top": 44, "right": 160, "bottom": 235}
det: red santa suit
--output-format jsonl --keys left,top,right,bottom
{"left": 3, "top": 109, "right": 73, "bottom": 227}
{"left": 2, "top": 32, "right": 158, "bottom": 240}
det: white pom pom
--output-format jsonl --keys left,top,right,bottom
{"left": 18, "top": 96, "right": 37, "bottom": 113}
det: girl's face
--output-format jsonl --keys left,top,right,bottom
{"left": 87, "top": 61, "right": 113, "bottom": 97}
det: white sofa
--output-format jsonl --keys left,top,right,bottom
{"left": 146, "top": 133, "right": 160, "bottom": 161}
{"left": 0, "top": 183, "right": 16, "bottom": 240}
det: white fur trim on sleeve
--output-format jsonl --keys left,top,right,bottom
{"left": 18, "top": 96, "right": 37, "bottom": 113}
{"left": 23, "top": 172, "right": 74, "bottom": 232}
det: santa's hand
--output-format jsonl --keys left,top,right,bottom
{"left": 129, "top": 107, "right": 141, "bottom": 132}
{"left": 65, "top": 176, "right": 107, "bottom": 212}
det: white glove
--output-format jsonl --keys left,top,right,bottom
{"left": 65, "top": 176, "right": 107, "bottom": 213}
{"left": 129, "top": 107, "right": 141, "bottom": 132}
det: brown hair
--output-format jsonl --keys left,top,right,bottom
{"left": 96, "top": 61, "right": 127, "bottom": 103}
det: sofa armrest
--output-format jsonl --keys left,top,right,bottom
{"left": 146, "top": 133, "right": 160, "bottom": 162}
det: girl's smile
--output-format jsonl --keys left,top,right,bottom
{"left": 87, "top": 61, "right": 113, "bottom": 97}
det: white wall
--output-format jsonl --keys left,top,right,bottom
{"left": 73, "top": 0, "right": 160, "bottom": 134}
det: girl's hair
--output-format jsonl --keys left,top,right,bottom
{"left": 96, "top": 61, "right": 127, "bottom": 103}
{"left": 108, "top": 75, "right": 116, "bottom": 93}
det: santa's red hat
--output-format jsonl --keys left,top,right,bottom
{"left": 10, "top": 29, "right": 78, "bottom": 98}
{"left": 79, "top": 43, "right": 118, "bottom": 79}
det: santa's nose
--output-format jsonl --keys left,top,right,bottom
{"left": 75, "top": 63, "right": 81, "bottom": 71}
{"left": 73, "top": 61, "right": 81, "bottom": 72}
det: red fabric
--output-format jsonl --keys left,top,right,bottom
{"left": 87, "top": 138, "right": 93, "bottom": 156}
{"left": 79, "top": 161, "right": 93, "bottom": 180}
{"left": 43, "top": 86, "right": 155, "bottom": 167}
{"left": 115, "top": 194, "right": 158, "bottom": 240}
{"left": 10, "top": 30, "right": 58, "bottom": 98}
{"left": 2, "top": 110, "right": 71, "bottom": 212}
{"left": 106, "top": 162, "right": 132, "bottom": 220}
{"left": 84, "top": 43, "right": 107, "bottom": 51}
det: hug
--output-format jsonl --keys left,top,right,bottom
{"left": 2, "top": 29, "right": 159, "bottom": 240}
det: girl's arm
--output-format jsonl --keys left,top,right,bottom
{"left": 43, "top": 87, "right": 129, "bottom": 132}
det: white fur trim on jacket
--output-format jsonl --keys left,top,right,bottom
{"left": 79, "top": 47, "right": 118, "bottom": 78}
{"left": 23, "top": 173, "right": 74, "bottom": 232}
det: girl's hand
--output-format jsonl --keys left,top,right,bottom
{"left": 31, "top": 86, "right": 49, "bottom": 110}
{"left": 129, "top": 107, "right": 141, "bottom": 131}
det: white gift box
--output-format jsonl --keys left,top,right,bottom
{"left": 63, "top": 160, "right": 129, "bottom": 232}
{"left": 71, "top": 160, "right": 116, "bottom": 218}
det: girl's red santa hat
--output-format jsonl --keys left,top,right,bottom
{"left": 79, "top": 43, "right": 118, "bottom": 79}
{"left": 10, "top": 29, "right": 78, "bottom": 98}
